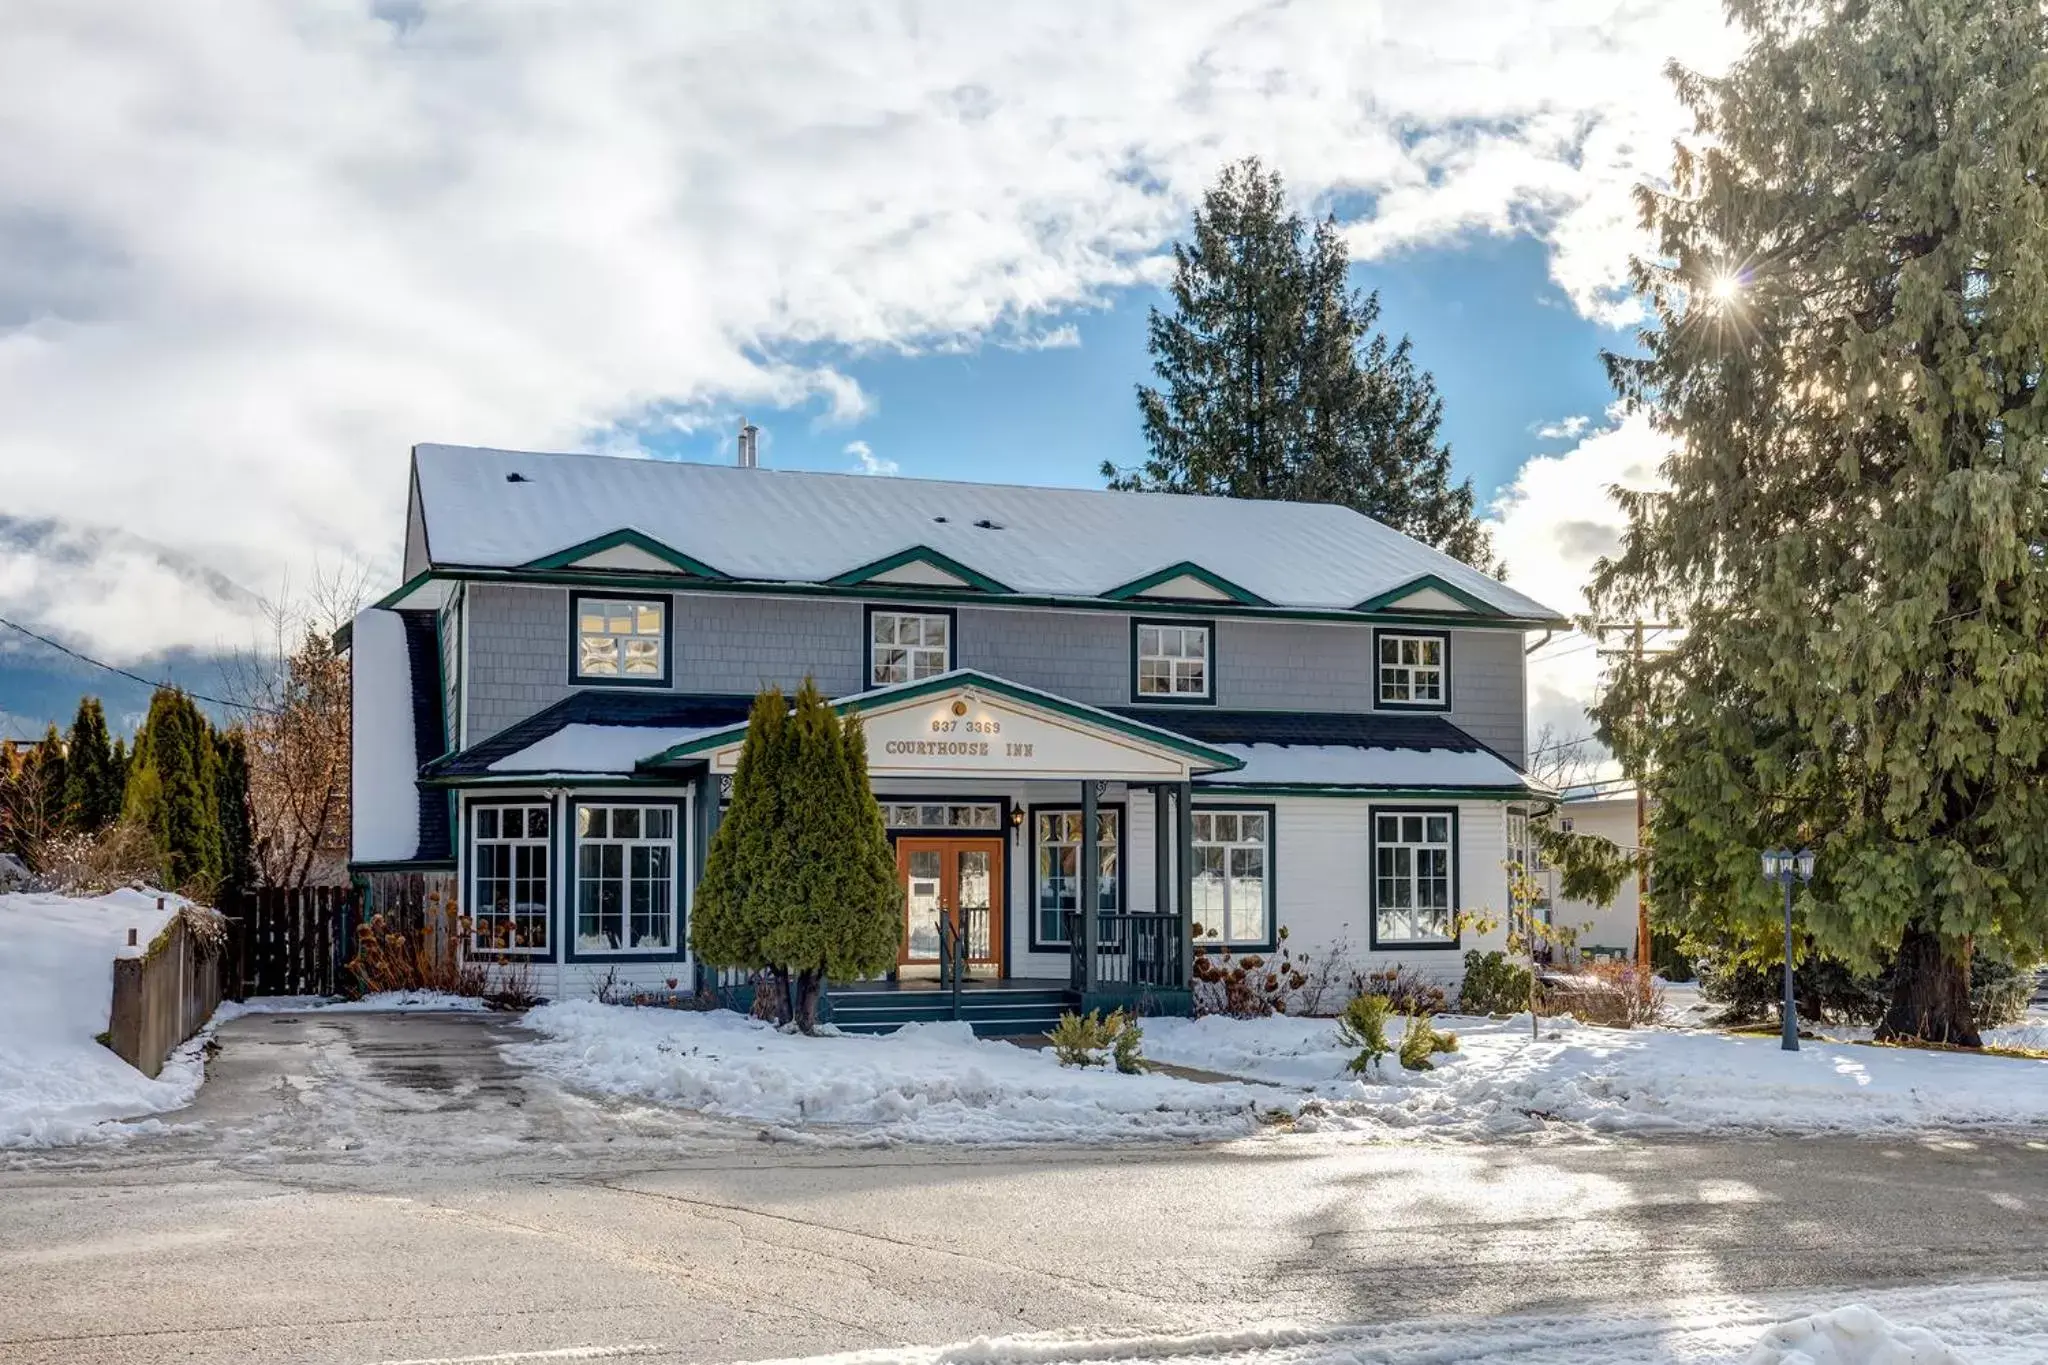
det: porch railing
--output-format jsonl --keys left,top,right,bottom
{"left": 1064, "top": 910, "right": 1184, "bottom": 993}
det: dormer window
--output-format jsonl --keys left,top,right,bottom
{"left": 572, "top": 591, "right": 669, "bottom": 686}
{"left": 868, "top": 607, "right": 953, "bottom": 687}
{"left": 1375, "top": 630, "right": 1448, "bottom": 710}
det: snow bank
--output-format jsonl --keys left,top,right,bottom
{"left": 220, "top": 990, "right": 491, "bottom": 1017}
{"left": 1745, "top": 1304, "right": 1965, "bottom": 1364}
{"left": 516, "top": 1001, "right": 1285, "bottom": 1144}
{"left": 1142, "top": 1012, "right": 2048, "bottom": 1139}
{"left": 0, "top": 889, "right": 209, "bottom": 1148}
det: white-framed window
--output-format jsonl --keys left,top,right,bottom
{"left": 1506, "top": 806, "right": 1553, "bottom": 925}
{"left": 869, "top": 610, "right": 952, "bottom": 687}
{"left": 573, "top": 803, "right": 678, "bottom": 954}
{"left": 1377, "top": 632, "right": 1446, "bottom": 707}
{"left": 1034, "top": 808, "right": 1120, "bottom": 946}
{"left": 1192, "top": 808, "right": 1272, "bottom": 948}
{"left": 1373, "top": 809, "right": 1456, "bottom": 946}
{"left": 574, "top": 594, "right": 667, "bottom": 683}
{"left": 471, "top": 803, "right": 551, "bottom": 953}
{"left": 1134, "top": 621, "right": 1212, "bottom": 700}
{"left": 882, "top": 802, "right": 1001, "bottom": 830}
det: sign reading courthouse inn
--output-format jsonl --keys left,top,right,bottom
{"left": 349, "top": 440, "right": 1566, "bottom": 1024}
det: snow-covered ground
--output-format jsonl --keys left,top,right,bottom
{"left": 0, "top": 888, "right": 211, "bottom": 1148}
{"left": 517, "top": 1001, "right": 1286, "bottom": 1144}
{"left": 737, "top": 1280, "right": 2048, "bottom": 1364}
{"left": 220, "top": 989, "right": 491, "bottom": 1016}
{"left": 1141, "top": 1010, "right": 2048, "bottom": 1140}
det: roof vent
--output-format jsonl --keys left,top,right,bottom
{"left": 932, "top": 516, "right": 949, "bottom": 524}
{"left": 973, "top": 518, "right": 1004, "bottom": 531}
{"left": 506, "top": 472, "right": 530, "bottom": 483}
{"left": 737, "top": 419, "right": 760, "bottom": 469}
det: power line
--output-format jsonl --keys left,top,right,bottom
{"left": 0, "top": 614, "right": 280, "bottom": 717}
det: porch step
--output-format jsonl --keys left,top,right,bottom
{"left": 826, "top": 986, "right": 1076, "bottom": 1038}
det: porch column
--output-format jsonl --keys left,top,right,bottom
{"left": 1080, "top": 778, "right": 1099, "bottom": 995}
{"left": 1175, "top": 780, "right": 1195, "bottom": 990}
{"left": 1153, "top": 785, "right": 1171, "bottom": 918}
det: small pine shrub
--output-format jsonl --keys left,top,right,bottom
{"left": 1457, "top": 949, "right": 1532, "bottom": 1015}
{"left": 1350, "top": 964, "right": 1449, "bottom": 1017}
{"left": 1051, "top": 1009, "right": 1145, "bottom": 1070}
{"left": 1398, "top": 1013, "right": 1459, "bottom": 1071}
{"left": 1335, "top": 994, "right": 1393, "bottom": 1074}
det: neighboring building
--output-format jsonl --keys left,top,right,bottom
{"left": 348, "top": 442, "right": 1566, "bottom": 1023}
{"left": 1550, "top": 783, "right": 1643, "bottom": 959}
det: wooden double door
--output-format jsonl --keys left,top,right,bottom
{"left": 895, "top": 837, "right": 1004, "bottom": 971}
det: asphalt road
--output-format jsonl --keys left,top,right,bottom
{"left": 2, "top": 1011, "right": 2046, "bottom": 1365}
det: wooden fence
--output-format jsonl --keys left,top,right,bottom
{"left": 223, "top": 887, "right": 362, "bottom": 999}
{"left": 108, "top": 907, "right": 225, "bottom": 1079}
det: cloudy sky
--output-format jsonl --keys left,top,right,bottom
{"left": 0, "top": 0, "right": 1734, "bottom": 740}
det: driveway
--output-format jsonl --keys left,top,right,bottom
{"left": 2, "top": 1011, "right": 2047, "bottom": 1364}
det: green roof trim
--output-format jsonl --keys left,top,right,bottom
{"left": 1193, "top": 782, "right": 1544, "bottom": 801}
{"left": 369, "top": 570, "right": 438, "bottom": 612}
{"left": 823, "top": 545, "right": 1012, "bottom": 594}
{"left": 521, "top": 529, "right": 731, "bottom": 579}
{"left": 371, "top": 567, "right": 1566, "bottom": 630}
{"left": 1350, "top": 573, "right": 1508, "bottom": 616}
{"left": 1101, "top": 561, "right": 1269, "bottom": 606}
{"left": 643, "top": 669, "right": 1245, "bottom": 773}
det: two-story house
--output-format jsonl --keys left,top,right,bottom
{"left": 349, "top": 442, "right": 1564, "bottom": 1027}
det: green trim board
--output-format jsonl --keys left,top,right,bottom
{"left": 372, "top": 566, "right": 1568, "bottom": 630}
{"left": 643, "top": 669, "right": 1246, "bottom": 773}
{"left": 523, "top": 529, "right": 731, "bottom": 579}
{"left": 825, "top": 545, "right": 1012, "bottom": 594}
{"left": 1351, "top": 573, "right": 1511, "bottom": 616}
{"left": 1193, "top": 782, "right": 1541, "bottom": 800}
{"left": 1102, "top": 561, "right": 1268, "bottom": 606}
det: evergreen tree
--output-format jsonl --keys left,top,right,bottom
{"left": 109, "top": 735, "right": 128, "bottom": 804}
{"left": 61, "top": 697, "right": 120, "bottom": 834}
{"left": 124, "top": 688, "right": 225, "bottom": 895}
{"left": 214, "top": 727, "right": 255, "bottom": 903}
{"left": 690, "top": 680, "right": 903, "bottom": 1032}
{"left": 1590, "top": 0, "right": 2048, "bottom": 1044}
{"left": 1108, "top": 157, "right": 1498, "bottom": 572}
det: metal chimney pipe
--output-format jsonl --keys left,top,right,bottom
{"left": 737, "top": 420, "right": 760, "bottom": 468}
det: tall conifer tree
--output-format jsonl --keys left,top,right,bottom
{"left": 1109, "top": 157, "right": 1498, "bottom": 572}
{"left": 1591, "top": 0, "right": 2048, "bottom": 1043}
{"left": 124, "top": 689, "right": 225, "bottom": 895}
{"left": 61, "top": 697, "right": 120, "bottom": 833}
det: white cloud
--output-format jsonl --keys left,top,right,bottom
{"left": 1535, "top": 415, "right": 1592, "bottom": 441}
{"left": 0, "top": 1, "right": 1734, "bottom": 655}
{"left": 845, "top": 440, "right": 899, "bottom": 477}
{"left": 1487, "top": 407, "right": 1670, "bottom": 747}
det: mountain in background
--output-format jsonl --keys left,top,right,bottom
{"left": 0, "top": 514, "right": 268, "bottom": 738}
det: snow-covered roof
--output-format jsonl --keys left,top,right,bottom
{"left": 349, "top": 609, "right": 420, "bottom": 864}
{"left": 488, "top": 724, "right": 725, "bottom": 776}
{"left": 1201, "top": 743, "right": 1547, "bottom": 795}
{"left": 408, "top": 444, "right": 1563, "bottom": 620}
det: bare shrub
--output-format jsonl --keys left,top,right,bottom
{"left": 1539, "top": 959, "right": 1666, "bottom": 1028}
{"left": 1288, "top": 934, "right": 1353, "bottom": 1016}
{"left": 28, "top": 821, "right": 163, "bottom": 895}
{"left": 1350, "top": 963, "right": 1450, "bottom": 1018}
{"left": 1192, "top": 926, "right": 1308, "bottom": 1017}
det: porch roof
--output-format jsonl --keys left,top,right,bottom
{"left": 1129, "top": 708, "right": 1552, "bottom": 799}
{"left": 420, "top": 691, "right": 753, "bottom": 784}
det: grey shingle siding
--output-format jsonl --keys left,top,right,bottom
{"left": 460, "top": 584, "right": 1529, "bottom": 762}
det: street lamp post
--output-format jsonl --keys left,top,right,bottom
{"left": 1760, "top": 849, "right": 1817, "bottom": 1051}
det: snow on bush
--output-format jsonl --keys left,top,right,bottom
{"left": 1141, "top": 1011, "right": 2048, "bottom": 1140}
{"left": 0, "top": 888, "right": 209, "bottom": 1148}
{"left": 515, "top": 1000, "right": 1283, "bottom": 1144}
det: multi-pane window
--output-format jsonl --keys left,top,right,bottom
{"left": 574, "top": 804, "right": 677, "bottom": 953}
{"left": 1192, "top": 809, "right": 1271, "bottom": 947}
{"left": 882, "top": 802, "right": 1001, "bottom": 830}
{"left": 575, "top": 596, "right": 666, "bottom": 682}
{"left": 471, "top": 804, "right": 551, "bottom": 953}
{"left": 1374, "top": 810, "right": 1455, "bottom": 945}
{"left": 1506, "top": 807, "right": 1554, "bottom": 930}
{"left": 870, "top": 611, "right": 951, "bottom": 686}
{"left": 1034, "top": 809, "right": 1120, "bottom": 945}
{"left": 1377, "top": 633, "right": 1446, "bottom": 706}
{"left": 1135, "top": 622, "right": 1211, "bottom": 700}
